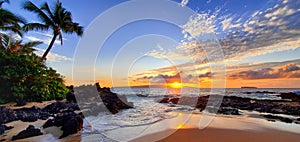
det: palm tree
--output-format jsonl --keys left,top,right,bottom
{"left": 0, "top": 0, "right": 25, "bottom": 49}
{"left": 23, "top": 0, "right": 83, "bottom": 60}
{"left": 1, "top": 34, "right": 42, "bottom": 55}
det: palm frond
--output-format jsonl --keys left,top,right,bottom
{"left": 0, "top": 25, "right": 23, "bottom": 36}
{"left": 23, "top": 1, "right": 54, "bottom": 27}
{"left": 0, "top": 9, "right": 26, "bottom": 25}
{"left": 41, "top": 2, "right": 54, "bottom": 20}
{"left": 23, "top": 23, "right": 49, "bottom": 32}
{"left": 62, "top": 22, "right": 83, "bottom": 36}
{"left": 23, "top": 41, "right": 42, "bottom": 48}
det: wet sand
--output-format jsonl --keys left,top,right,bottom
{"left": 2, "top": 104, "right": 300, "bottom": 142}
{"left": 131, "top": 127, "right": 300, "bottom": 142}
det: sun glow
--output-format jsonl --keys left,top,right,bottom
{"left": 168, "top": 81, "right": 183, "bottom": 88}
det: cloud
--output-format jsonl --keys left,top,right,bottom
{"left": 135, "top": 0, "right": 300, "bottom": 86}
{"left": 181, "top": 13, "right": 217, "bottom": 38}
{"left": 34, "top": 48, "right": 72, "bottom": 63}
{"left": 180, "top": 0, "right": 189, "bottom": 7}
{"left": 24, "top": 35, "right": 62, "bottom": 45}
{"left": 161, "top": 0, "right": 300, "bottom": 62}
{"left": 24, "top": 36, "right": 41, "bottom": 41}
{"left": 131, "top": 70, "right": 201, "bottom": 85}
{"left": 35, "top": 32, "right": 53, "bottom": 38}
{"left": 221, "top": 17, "right": 241, "bottom": 31}
{"left": 230, "top": 63, "right": 300, "bottom": 79}
{"left": 199, "top": 72, "right": 213, "bottom": 78}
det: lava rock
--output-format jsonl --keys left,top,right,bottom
{"left": 100, "top": 92, "right": 133, "bottom": 114}
{"left": 0, "top": 124, "right": 13, "bottom": 135}
{"left": 11, "top": 125, "right": 43, "bottom": 141}
{"left": 255, "top": 91, "right": 276, "bottom": 94}
{"left": 0, "top": 106, "right": 17, "bottom": 124}
{"left": 280, "top": 92, "right": 300, "bottom": 101}
{"left": 42, "top": 102, "right": 79, "bottom": 114}
{"left": 159, "top": 95, "right": 300, "bottom": 117}
{"left": 66, "top": 85, "right": 77, "bottom": 103}
{"left": 60, "top": 112, "right": 84, "bottom": 139}
{"left": 14, "top": 106, "right": 40, "bottom": 122}
{"left": 159, "top": 97, "right": 170, "bottom": 103}
{"left": 218, "top": 107, "right": 240, "bottom": 115}
{"left": 98, "top": 83, "right": 133, "bottom": 114}
{"left": 261, "top": 114, "right": 293, "bottom": 123}
{"left": 43, "top": 110, "right": 84, "bottom": 139}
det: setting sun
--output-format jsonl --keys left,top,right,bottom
{"left": 168, "top": 82, "right": 183, "bottom": 88}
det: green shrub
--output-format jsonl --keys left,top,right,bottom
{"left": 0, "top": 50, "right": 68, "bottom": 105}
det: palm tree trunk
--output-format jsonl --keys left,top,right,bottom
{"left": 0, "top": 33, "right": 3, "bottom": 50}
{"left": 42, "top": 34, "right": 57, "bottom": 59}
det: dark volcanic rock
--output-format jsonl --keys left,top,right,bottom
{"left": 96, "top": 83, "right": 133, "bottom": 114}
{"left": 0, "top": 106, "right": 17, "bottom": 124}
{"left": 60, "top": 112, "right": 84, "bottom": 139}
{"left": 159, "top": 97, "right": 170, "bottom": 103}
{"left": 0, "top": 124, "right": 13, "bottom": 135}
{"left": 99, "top": 91, "right": 133, "bottom": 114}
{"left": 261, "top": 114, "right": 293, "bottom": 123}
{"left": 14, "top": 106, "right": 40, "bottom": 122}
{"left": 66, "top": 85, "right": 77, "bottom": 103}
{"left": 42, "top": 102, "right": 79, "bottom": 114}
{"left": 218, "top": 107, "right": 240, "bottom": 115}
{"left": 159, "top": 95, "right": 300, "bottom": 117}
{"left": 42, "top": 102, "right": 67, "bottom": 114}
{"left": 255, "top": 91, "right": 276, "bottom": 94}
{"left": 43, "top": 110, "right": 84, "bottom": 139}
{"left": 0, "top": 102, "right": 80, "bottom": 125}
{"left": 11, "top": 125, "right": 43, "bottom": 141}
{"left": 279, "top": 92, "right": 300, "bottom": 101}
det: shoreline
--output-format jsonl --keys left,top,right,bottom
{"left": 1, "top": 109, "right": 300, "bottom": 141}
{"left": 131, "top": 127, "right": 300, "bottom": 142}
{"left": 82, "top": 113, "right": 300, "bottom": 142}
{"left": 1, "top": 88, "right": 300, "bottom": 142}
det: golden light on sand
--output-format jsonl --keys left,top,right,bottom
{"left": 176, "top": 124, "right": 184, "bottom": 129}
{"left": 168, "top": 82, "right": 182, "bottom": 88}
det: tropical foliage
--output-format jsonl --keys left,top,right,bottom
{"left": 0, "top": 0, "right": 79, "bottom": 105}
{"left": 0, "top": 39, "right": 68, "bottom": 106}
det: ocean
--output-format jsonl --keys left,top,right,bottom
{"left": 82, "top": 87, "right": 300, "bottom": 135}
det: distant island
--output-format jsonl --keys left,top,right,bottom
{"left": 241, "top": 86, "right": 258, "bottom": 88}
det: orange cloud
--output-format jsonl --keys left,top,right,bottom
{"left": 229, "top": 63, "right": 300, "bottom": 80}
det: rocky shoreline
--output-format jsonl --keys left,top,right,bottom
{"left": 0, "top": 83, "right": 134, "bottom": 141}
{"left": 159, "top": 92, "right": 300, "bottom": 124}
{"left": 1, "top": 86, "right": 300, "bottom": 141}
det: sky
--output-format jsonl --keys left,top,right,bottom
{"left": 3, "top": 0, "right": 300, "bottom": 88}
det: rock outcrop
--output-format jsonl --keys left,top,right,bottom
{"left": 160, "top": 95, "right": 300, "bottom": 116}
{"left": 11, "top": 125, "right": 43, "bottom": 141}
{"left": 0, "top": 124, "right": 13, "bottom": 135}
{"left": 96, "top": 83, "right": 133, "bottom": 114}
{"left": 43, "top": 110, "right": 84, "bottom": 139}
{"left": 0, "top": 106, "right": 17, "bottom": 124}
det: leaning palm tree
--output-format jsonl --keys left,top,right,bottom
{"left": 23, "top": 0, "right": 83, "bottom": 59}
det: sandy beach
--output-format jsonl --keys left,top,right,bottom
{"left": 1, "top": 110, "right": 300, "bottom": 142}
{"left": 132, "top": 127, "right": 300, "bottom": 142}
{"left": 69, "top": 112, "right": 300, "bottom": 142}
